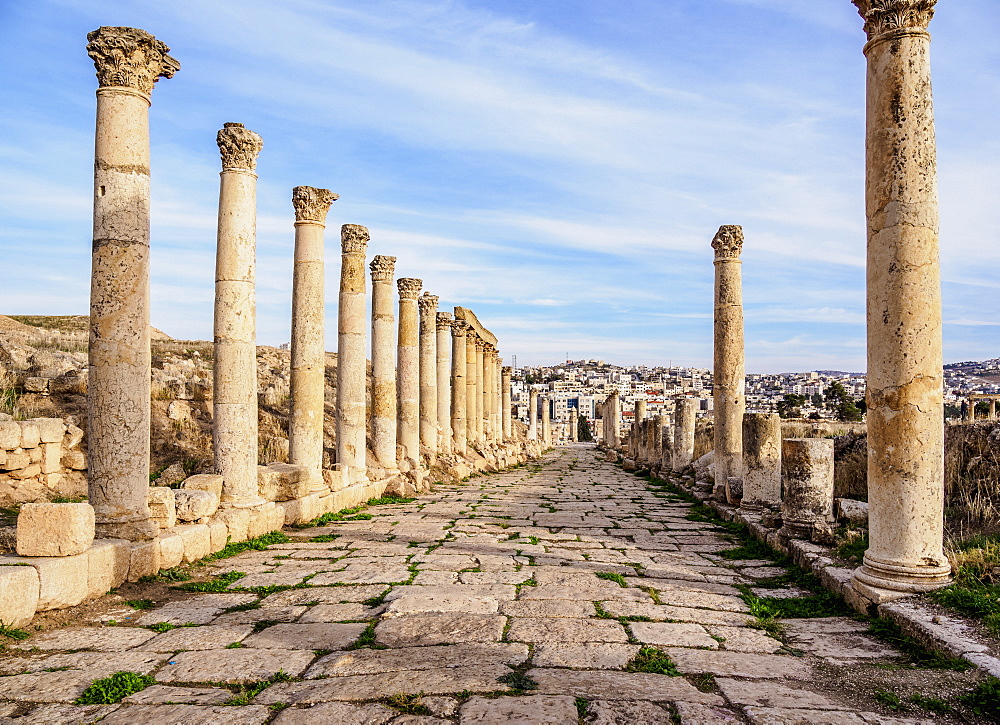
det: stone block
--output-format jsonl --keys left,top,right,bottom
{"left": 87, "top": 539, "right": 130, "bottom": 598}
{"left": 246, "top": 503, "right": 279, "bottom": 539}
{"left": 260, "top": 463, "right": 311, "bottom": 502}
{"left": 835, "top": 498, "right": 869, "bottom": 524}
{"left": 61, "top": 450, "right": 87, "bottom": 470}
{"left": 0, "top": 422, "right": 21, "bottom": 449}
{"left": 174, "top": 490, "right": 220, "bottom": 522}
{"left": 182, "top": 474, "right": 224, "bottom": 500}
{"left": 176, "top": 524, "right": 212, "bottom": 564}
{"left": 257, "top": 466, "right": 282, "bottom": 502}
{"left": 5, "top": 551, "right": 89, "bottom": 611}
{"left": 209, "top": 520, "right": 229, "bottom": 553}
{"left": 31, "top": 419, "right": 65, "bottom": 444}
{"left": 2, "top": 450, "right": 30, "bottom": 471}
{"left": 63, "top": 424, "right": 84, "bottom": 450}
{"left": 39, "top": 442, "right": 62, "bottom": 474}
{"left": 17, "top": 422, "right": 40, "bottom": 449}
{"left": 147, "top": 487, "right": 177, "bottom": 529}
{"left": 16, "top": 503, "right": 95, "bottom": 557}
{"left": 24, "top": 377, "right": 49, "bottom": 393}
{"left": 0, "top": 564, "right": 40, "bottom": 627}
{"left": 129, "top": 539, "right": 161, "bottom": 581}
{"left": 216, "top": 507, "right": 251, "bottom": 543}
{"left": 28, "top": 447, "right": 42, "bottom": 464}
{"left": 158, "top": 531, "right": 185, "bottom": 570}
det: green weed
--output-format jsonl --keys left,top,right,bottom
{"left": 866, "top": 618, "right": 971, "bottom": 671}
{"left": 595, "top": 571, "right": 628, "bottom": 588}
{"left": 626, "top": 647, "right": 680, "bottom": 676}
{"left": 76, "top": 671, "right": 155, "bottom": 704}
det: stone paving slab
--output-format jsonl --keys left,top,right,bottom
{"left": 507, "top": 617, "right": 628, "bottom": 643}
{"left": 629, "top": 622, "right": 719, "bottom": 648}
{"left": 96, "top": 704, "right": 271, "bottom": 724}
{"left": 528, "top": 668, "right": 725, "bottom": 704}
{"left": 260, "top": 585, "right": 387, "bottom": 606}
{"left": 155, "top": 648, "right": 316, "bottom": 684}
{"left": 665, "top": 648, "right": 813, "bottom": 679}
{"left": 145, "top": 624, "right": 253, "bottom": 651}
{"left": 531, "top": 643, "right": 639, "bottom": 670}
{"left": 123, "top": 684, "right": 233, "bottom": 705}
{"left": 375, "top": 612, "right": 506, "bottom": 647}
{"left": 7, "top": 626, "right": 155, "bottom": 652}
{"left": 583, "top": 699, "right": 677, "bottom": 724}
{"left": 0, "top": 670, "right": 103, "bottom": 703}
{"left": 305, "top": 643, "right": 529, "bottom": 677}
{"left": 270, "top": 702, "right": 398, "bottom": 724}
{"left": 0, "top": 703, "right": 120, "bottom": 724}
{"left": 240, "top": 622, "right": 367, "bottom": 650}
{"left": 459, "top": 694, "right": 579, "bottom": 724}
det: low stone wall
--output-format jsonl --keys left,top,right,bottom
{"left": 0, "top": 418, "right": 87, "bottom": 506}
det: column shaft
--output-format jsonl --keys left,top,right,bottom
{"left": 673, "top": 398, "right": 697, "bottom": 471}
{"left": 741, "top": 412, "right": 782, "bottom": 511}
{"left": 418, "top": 293, "right": 439, "bottom": 456}
{"left": 780, "top": 438, "right": 834, "bottom": 539}
{"left": 541, "top": 397, "right": 551, "bottom": 446}
{"left": 397, "top": 278, "right": 422, "bottom": 465}
{"left": 466, "top": 335, "right": 478, "bottom": 447}
{"left": 369, "top": 256, "right": 397, "bottom": 469}
{"left": 528, "top": 390, "right": 539, "bottom": 440}
{"left": 336, "top": 225, "right": 369, "bottom": 485}
{"left": 501, "top": 366, "right": 513, "bottom": 440}
{"left": 451, "top": 321, "right": 469, "bottom": 455}
{"left": 437, "top": 313, "right": 453, "bottom": 454}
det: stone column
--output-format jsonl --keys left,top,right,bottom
{"left": 633, "top": 400, "right": 647, "bottom": 459}
{"left": 657, "top": 414, "right": 670, "bottom": 468}
{"left": 991, "top": 400, "right": 997, "bottom": 420}
{"left": 289, "top": 186, "right": 337, "bottom": 491}
{"left": 851, "top": 0, "right": 951, "bottom": 594}
{"left": 780, "top": 438, "right": 834, "bottom": 539}
{"left": 712, "top": 225, "right": 746, "bottom": 502}
{"left": 528, "top": 389, "right": 539, "bottom": 440}
{"left": 541, "top": 396, "right": 551, "bottom": 446}
{"left": 436, "top": 312, "right": 453, "bottom": 455}
{"left": 491, "top": 352, "right": 502, "bottom": 442}
{"left": 475, "top": 340, "right": 486, "bottom": 444}
{"left": 465, "top": 334, "right": 479, "bottom": 447}
{"left": 570, "top": 408, "right": 579, "bottom": 442}
{"left": 212, "top": 124, "right": 265, "bottom": 508}
{"left": 86, "top": 27, "right": 179, "bottom": 540}
{"left": 609, "top": 391, "right": 622, "bottom": 449}
{"left": 418, "top": 292, "right": 439, "bottom": 457}
{"left": 336, "top": 225, "right": 370, "bottom": 486}
{"left": 397, "top": 278, "right": 422, "bottom": 465}
{"left": 672, "top": 398, "right": 697, "bottom": 472}
{"left": 501, "top": 366, "right": 513, "bottom": 440}
{"left": 481, "top": 345, "right": 493, "bottom": 443}
{"left": 369, "top": 256, "right": 398, "bottom": 470}
{"left": 450, "top": 320, "right": 469, "bottom": 455}
{"left": 741, "top": 413, "right": 782, "bottom": 512}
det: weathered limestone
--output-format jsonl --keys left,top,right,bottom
{"left": 502, "top": 367, "right": 513, "bottom": 441}
{"left": 289, "top": 186, "right": 337, "bottom": 490}
{"left": 673, "top": 399, "right": 697, "bottom": 472}
{"left": 569, "top": 408, "right": 578, "bottom": 443}
{"left": 450, "top": 320, "right": 469, "bottom": 455}
{"left": 633, "top": 400, "right": 647, "bottom": 460}
{"left": 541, "top": 397, "right": 552, "bottom": 447}
{"left": 608, "top": 391, "right": 622, "bottom": 450}
{"left": 397, "top": 278, "right": 422, "bottom": 466}
{"left": 465, "top": 334, "right": 479, "bottom": 448}
{"left": 850, "top": 0, "right": 952, "bottom": 594}
{"left": 474, "top": 339, "right": 486, "bottom": 445}
{"left": 780, "top": 438, "right": 835, "bottom": 539}
{"left": 418, "top": 293, "right": 439, "bottom": 457}
{"left": 86, "top": 27, "right": 179, "bottom": 540}
{"left": 213, "top": 122, "right": 265, "bottom": 509}
{"left": 436, "top": 313, "right": 454, "bottom": 454}
{"left": 369, "top": 256, "right": 398, "bottom": 469}
{"left": 15, "top": 503, "right": 95, "bottom": 557}
{"left": 529, "top": 390, "right": 539, "bottom": 441}
{"left": 741, "top": 413, "right": 782, "bottom": 512}
{"left": 712, "top": 225, "right": 746, "bottom": 503}
{"left": 337, "top": 226, "right": 370, "bottom": 486}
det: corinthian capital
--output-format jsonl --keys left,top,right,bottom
{"left": 217, "top": 123, "right": 263, "bottom": 171}
{"left": 341, "top": 224, "right": 369, "bottom": 254}
{"left": 369, "top": 255, "right": 396, "bottom": 282}
{"left": 437, "top": 311, "right": 453, "bottom": 330}
{"left": 711, "top": 225, "right": 744, "bottom": 260}
{"left": 292, "top": 186, "right": 338, "bottom": 223}
{"left": 451, "top": 319, "right": 469, "bottom": 337}
{"left": 853, "top": 0, "right": 935, "bottom": 40}
{"left": 418, "top": 292, "right": 439, "bottom": 314}
{"left": 502, "top": 366, "right": 512, "bottom": 376}
{"left": 397, "top": 278, "right": 422, "bottom": 299}
{"left": 87, "top": 26, "right": 180, "bottom": 95}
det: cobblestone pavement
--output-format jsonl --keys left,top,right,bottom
{"left": 0, "top": 445, "right": 985, "bottom": 723}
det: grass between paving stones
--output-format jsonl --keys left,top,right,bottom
{"left": 594, "top": 571, "right": 628, "bottom": 587}
{"left": 172, "top": 570, "right": 247, "bottom": 593}
{"left": 626, "top": 647, "right": 681, "bottom": 676}
{"left": 958, "top": 677, "right": 1000, "bottom": 721}
{"left": 124, "top": 599, "right": 156, "bottom": 610}
{"left": 75, "top": 671, "right": 155, "bottom": 704}
{"left": 294, "top": 496, "right": 417, "bottom": 529}
{"left": 866, "top": 617, "right": 972, "bottom": 671}
{"left": 575, "top": 698, "right": 589, "bottom": 717}
{"left": 348, "top": 621, "right": 387, "bottom": 650}
{"left": 223, "top": 671, "right": 295, "bottom": 706}
{"left": 0, "top": 623, "right": 30, "bottom": 641}
{"left": 385, "top": 692, "right": 432, "bottom": 715}
{"left": 497, "top": 670, "right": 538, "bottom": 693}
{"left": 927, "top": 533, "right": 1000, "bottom": 636}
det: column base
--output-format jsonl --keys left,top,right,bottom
{"left": 95, "top": 518, "right": 159, "bottom": 542}
{"left": 778, "top": 518, "right": 815, "bottom": 540}
{"left": 851, "top": 554, "right": 952, "bottom": 594}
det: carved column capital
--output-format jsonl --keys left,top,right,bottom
{"left": 397, "top": 278, "right": 422, "bottom": 299}
{"left": 341, "top": 224, "right": 369, "bottom": 254}
{"left": 87, "top": 26, "right": 179, "bottom": 95}
{"left": 451, "top": 319, "right": 469, "bottom": 337}
{"left": 292, "top": 186, "right": 338, "bottom": 223}
{"left": 502, "top": 366, "right": 512, "bottom": 376}
{"left": 712, "top": 225, "right": 744, "bottom": 260}
{"left": 217, "top": 123, "right": 263, "bottom": 171}
{"left": 369, "top": 255, "right": 396, "bottom": 282}
{"left": 853, "top": 0, "right": 935, "bottom": 41}
{"left": 418, "top": 292, "right": 439, "bottom": 314}
{"left": 436, "top": 311, "right": 453, "bottom": 330}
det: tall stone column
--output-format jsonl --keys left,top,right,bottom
{"left": 528, "top": 389, "right": 539, "bottom": 440}
{"left": 475, "top": 339, "right": 486, "bottom": 444}
{"left": 541, "top": 397, "right": 551, "bottom": 446}
{"left": 466, "top": 335, "right": 479, "bottom": 446}
{"left": 633, "top": 400, "right": 647, "bottom": 459}
{"left": 490, "top": 351, "right": 501, "bottom": 442}
{"left": 481, "top": 345, "right": 492, "bottom": 442}
{"left": 289, "top": 186, "right": 337, "bottom": 491}
{"left": 609, "top": 391, "right": 622, "bottom": 449}
{"left": 369, "top": 256, "right": 398, "bottom": 469}
{"left": 418, "top": 292, "right": 439, "bottom": 457}
{"left": 780, "top": 439, "right": 835, "bottom": 539}
{"left": 672, "top": 398, "right": 697, "bottom": 472}
{"left": 851, "top": 0, "right": 951, "bottom": 594}
{"left": 991, "top": 400, "right": 997, "bottom": 420}
{"left": 450, "top": 320, "right": 469, "bottom": 455}
{"left": 397, "top": 278, "right": 422, "bottom": 465}
{"left": 501, "top": 366, "right": 513, "bottom": 440}
{"left": 712, "top": 225, "right": 746, "bottom": 503}
{"left": 336, "top": 225, "right": 369, "bottom": 486}
{"left": 212, "top": 124, "right": 265, "bottom": 508}
{"left": 86, "top": 27, "right": 179, "bottom": 540}
{"left": 436, "top": 312, "right": 453, "bottom": 454}
{"left": 570, "top": 408, "right": 579, "bottom": 442}
{"left": 741, "top": 413, "right": 782, "bottom": 512}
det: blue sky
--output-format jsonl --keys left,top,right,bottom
{"left": 0, "top": 0, "right": 996, "bottom": 372}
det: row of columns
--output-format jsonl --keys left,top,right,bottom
{"left": 965, "top": 395, "right": 1000, "bottom": 421}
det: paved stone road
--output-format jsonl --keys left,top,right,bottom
{"left": 0, "top": 446, "right": 980, "bottom": 723}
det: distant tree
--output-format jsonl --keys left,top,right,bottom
{"left": 524, "top": 373, "right": 538, "bottom": 385}
{"left": 811, "top": 393, "right": 824, "bottom": 407}
{"left": 944, "top": 403, "right": 962, "bottom": 420}
{"left": 578, "top": 416, "right": 593, "bottom": 442}
{"left": 808, "top": 411, "right": 822, "bottom": 420}
{"left": 777, "top": 393, "right": 806, "bottom": 419}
